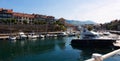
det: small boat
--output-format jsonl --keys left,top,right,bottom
{"left": 57, "top": 32, "right": 68, "bottom": 37}
{"left": 39, "top": 34, "right": 45, "bottom": 38}
{"left": 45, "top": 34, "right": 57, "bottom": 37}
{"left": 9, "top": 35, "right": 16, "bottom": 40}
{"left": 18, "top": 32, "right": 27, "bottom": 39}
{"left": 68, "top": 32, "right": 76, "bottom": 36}
{"left": 27, "top": 33, "right": 38, "bottom": 39}
{"left": 71, "top": 28, "right": 116, "bottom": 48}
{"left": 102, "top": 32, "right": 111, "bottom": 36}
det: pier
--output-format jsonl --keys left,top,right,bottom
{"left": 85, "top": 49, "right": 120, "bottom": 61}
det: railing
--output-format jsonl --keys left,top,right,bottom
{"left": 85, "top": 49, "right": 120, "bottom": 61}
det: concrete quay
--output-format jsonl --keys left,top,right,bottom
{"left": 0, "top": 36, "right": 9, "bottom": 40}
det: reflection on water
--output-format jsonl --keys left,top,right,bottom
{"left": 71, "top": 43, "right": 120, "bottom": 61}
{"left": 0, "top": 37, "right": 120, "bottom": 61}
{"left": 0, "top": 37, "right": 66, "bottom": 61}
{"left": 10, "top": 40, "right": 17, "bottom": 43}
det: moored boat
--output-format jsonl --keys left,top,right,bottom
{"left": 71, "top": 39, "right": 116, "bottom": 48}
{"left": 18, "top": 32, "right": 27, "bottom": 40}
{"left": 9, "top": 35, "right": 16, "bottom": 40}
{"left": 71, "top": 28, "right": 116, "bottom": 48}
{"left": 27, "top": 33, "right": 38, "bottom": 39}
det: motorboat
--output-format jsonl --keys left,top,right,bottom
{"left": 39, "top": 34, "right": 45, "bottom": 38}
{"left": 18, "top": 32, "right": 27, "bottom": 39}
{"left": 9, "top": 35, "right": 16, "bottom": 40}
{"left": 27, "top": 33, "right": 38, "bottom": 39}
{"left": 102, "top": 32, "right": 111, "bottom": 36}
{"left": 57, "top": 32, "right": 68, "bottom": 37}
{"left": 45, "top": 34, "right": 57, "bottom": 37}
{"left": 71, "top": 28, "right": 116, "bottom": 48}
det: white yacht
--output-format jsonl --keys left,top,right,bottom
{"left": 80, "top": 28, "right": 115, "bottom": 40}
{"left": 71, "top": 28, "right": 116, "bottom": 47}
{"left": 80, "top": 28, "right": 100, "bottom": 39}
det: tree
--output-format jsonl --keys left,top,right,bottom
{"left": 23, "top": 20, "right": 28, "bottom": 24}
{"left": 11, "top": 19, "right": 17, "bottom": 24}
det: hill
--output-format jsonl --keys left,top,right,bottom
{"left": 66, "top": 20, "right": 96, "bottom": 26}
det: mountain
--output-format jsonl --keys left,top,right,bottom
{"left": 66, "top": 20, "right": 96, "bottom": 26}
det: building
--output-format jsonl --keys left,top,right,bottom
{"left": 0, "top": 8, "right": 13, "bottom": 19}
{"left": 46, "top": 16, "right": 55, "bottom": 24}
{"left": 34, "top": 14, "right": 55, "bottom": 24}
{"left": 13, "top": 12, "right": 34, "bottom": 24}
{"left": 0, "top": 8, "right": 55, "bottom": 24}
{"left": 34, "top": 14, "right": 46, "bottom": 21}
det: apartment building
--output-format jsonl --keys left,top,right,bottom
{"left": 34, "top": 14, "right": 55, "bottom": 24}
{"left": 0, "top": 8, "right": 13, "bottom": 19}
{"left": 13, "top": 12, "right": 34, "bottom": 24}
{"left": 0, "top": 8, "right": 55, "bottom": 24}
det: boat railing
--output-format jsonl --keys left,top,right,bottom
{"left": 85, "top": 49, "right": 120, "bottom": 61}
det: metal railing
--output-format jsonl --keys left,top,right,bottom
{"left": 85, "top": 49, "right": 120, "bottom": 61}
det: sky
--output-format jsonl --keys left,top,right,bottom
{"left": 0, "top": 0, "right": 120, "bottom": 23}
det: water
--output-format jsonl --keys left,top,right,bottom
{"left": 0, "top": 37, "right": 120, "bottom": 61}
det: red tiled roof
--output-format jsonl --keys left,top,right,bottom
{"left": 0, "top": 8, "right": 55, "bottom": 19}
{"left": 13, "top": 12, "right": 34, "bottom": 18}
{"left": 0, "top": 8, "right": 13, "bottom": 13}
{"left": 7, "top": 10, "right": 13, "bottom": 13}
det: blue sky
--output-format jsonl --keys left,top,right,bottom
{"left": 1, "top": 0, "right": 120, "bottom": 23}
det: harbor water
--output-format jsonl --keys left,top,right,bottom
{"left": 0, "top": 36, "right": 120, "bottom": 61}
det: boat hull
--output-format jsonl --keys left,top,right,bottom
{"left": 71, "top": 39, "right": 116, "bottom": 48}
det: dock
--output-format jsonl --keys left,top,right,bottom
{"left": 0, "top": 36, "right": 9, "bottom": 40}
